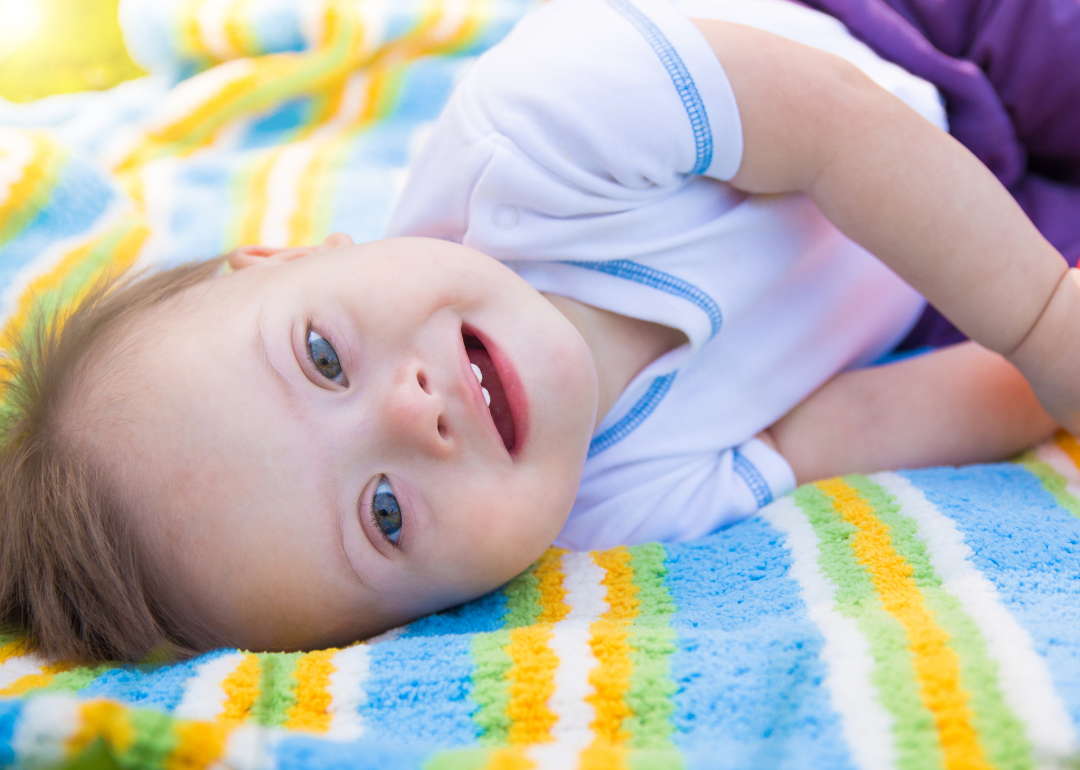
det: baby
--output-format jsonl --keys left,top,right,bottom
{"left": 2, "top": 0, "right": 1077, "bottom": 662}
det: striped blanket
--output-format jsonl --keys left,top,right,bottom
{"left": 2, "top": 444, "right": 1080, "bottom": 769}
{"left": 3, "top": 1, "right": 1080, "bottom": 768}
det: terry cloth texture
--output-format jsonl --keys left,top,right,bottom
{"left": 2, "top": 433, "right": 1080, "bottom": 768}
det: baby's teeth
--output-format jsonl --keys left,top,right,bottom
{"left": 482, "top": 386, "right": 491, "bottom": 407}
{"left": 471, "top": 363, "right": 483, "bottom": 384}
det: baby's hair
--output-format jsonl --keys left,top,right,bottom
{"left": 0, "top": 257, "right": 226, "bottom": 663}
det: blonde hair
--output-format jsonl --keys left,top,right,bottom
{"left": 0, "top": 257, "right": 225, "bottom": 662}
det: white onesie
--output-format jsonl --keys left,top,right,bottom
{"left": 386, "top": 0, "right": 947, "bottom": 550}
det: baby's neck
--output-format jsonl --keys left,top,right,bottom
{"left": 541, "top": 293, "right": 687, "bottom": 429}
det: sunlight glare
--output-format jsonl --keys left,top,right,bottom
{"left": 0, "top": 0, "right": 45, "bottom": 59}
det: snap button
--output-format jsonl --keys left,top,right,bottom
{"left": 492, "top": 204, "right": 518, "bottom": 229}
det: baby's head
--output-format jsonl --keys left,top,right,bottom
{"left": 0, "top": 235, "right": 598, "bottom": 661}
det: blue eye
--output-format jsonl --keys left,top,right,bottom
{"left": 372, "top": 477, "right": 402, "bottom": 544}
{"left": 307, "top": 329, "right": 345, "bottom": 384}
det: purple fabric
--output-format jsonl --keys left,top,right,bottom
{"left": 796, "top": 0, "right": 1080, "bottom": 347}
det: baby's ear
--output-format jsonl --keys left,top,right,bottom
{"left": 226, "top": 244, "right": 315, "bottom": 271}
{"left": 226, "top": 233, "right": 353, "bottom": 271}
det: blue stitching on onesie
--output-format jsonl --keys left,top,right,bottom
{"left": 588, "top": 372, "right": 677, "bottom": 458}
{"left": 733, "top": 450, "right": 773, "bottom": 508}
{"left": 602, "top": 0, "right": 713, "bottom": 174}
{"left": 563, "top": 259, "right": 722, "bottom": 339}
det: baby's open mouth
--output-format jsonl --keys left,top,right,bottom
{"left": 463, "top": 332, "right": 515, "bottom": 453}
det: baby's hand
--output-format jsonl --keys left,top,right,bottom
{"left": 1006, "top": 268, "right": 1080, "bottom": 436}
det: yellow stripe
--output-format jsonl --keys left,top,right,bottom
{"left": 0, "top": 217, "right": 149, "bottom": 354}
{"left": 505, "top": 625, "right": 558, "bottom": 745}
{"left": 535, "top": 547, "right": 568, "bottom": 624}
{"left": 285, "top": 648, "right": 337, "bottom": 732}
{"left": 0, "top": 134, "right": 59, "bottom": 241}
{"left": 1055, "top": 430, "right": 1080, "bottom": 472}
{"left": 68, "top": 701, "right": 135, "bottom": 757}
{"left": 166, "top": 720, "right": 230, "bottom": 770}
{"left": 504, "top": 549, "right": 567, "bottom": 745}
{"left": 225, "top": 0, "right": 256, "bottom": 57}
{"left": 233, "top": 148, "right": 282, "bottom": 246}
{"left": 817, "top": 478, "right": 990, "bottom": 770}
{"left": 0, "top": 638, "right": 29, "bottom": 663}
{"left": 0, "top": 660, "right": 76, "bottom": 696}
{"left": 484, "top": 747, "right": 535, "bottom": 769}
{"left": 581, "top": 547, "right": 637, "bottom": 769}
{"left": 178, "top": 0, "right": 208, "bottom": 61}
{"left": 286, "top": 139, "right": 334, "bottom": 246}
{"left": 219, "top": 653, "right": 260, "bottom": 723}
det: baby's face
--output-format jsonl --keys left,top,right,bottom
{"left": 99, "top": 236, "right": 597, "bottom": 651}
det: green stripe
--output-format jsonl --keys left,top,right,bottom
{"left": 624, "top": 543, "right": 680, "bottom": 764}
{"left": 140, "top": 15, "right": 362, "bottom": 163}
{"left": 469, "top": 563, "right": 545, "bottom": 745}
{"left": 1016, "top": 455, "right": 1080, "bottom": 519}
{"left": 36, "top": 664, "right": 115, "bottom": 695}
{"left": 501, "top": 564, "right": 542, "bottom": 629}
{"left": 251, "top": 652, "right": 302, "bottom": 726}
{"left": 850, "top": 476, "right": 1034, "bottom": 770}
{"left": 424, "top": 747, "right": 494, "bottom": 770}
{"left": 469, "top": 630, "right": 512, "bottom": 746}
{"left": 116, "top": 708, "right": 179, "bottom": 770}
{"left": 794, "top": 482, "right": 944, "bottom": 770}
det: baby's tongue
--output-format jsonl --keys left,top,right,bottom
{"left": 466, "top": 346, "right": 514, "bottom": 452}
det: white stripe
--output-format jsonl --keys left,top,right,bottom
{"left": 174, "top": 651, "right": 246, "bottom": 721}
{"left": 311, "top": 72, "right": 370, "bottom": 139}
{"left": 365, "top": 625, "right": 404, "bottom": 645}
{"left": 145, "top": 58, "right": 256, "bottom": 135}
{"left": 0, "top": 652, "right": 47, "bottom": 690}
{"left": 875, "top": 472, "right": 1078, "bottom": 762}
{"left": 135, "top": 158, "right": 178, "bottom": 268}
{"left": 210, "top": 724, "right": 279, "bottom": 770}
{"left": 300, "top": 0, "right": 330, "bottom": 49}
{"left": 325, "top": 644, "right": 370, "bottom": 741}
{"left": 527, "top": 550, "right": 608, "bottom": 770}
{"left": 0, "top": 128, "right": 38, "bottom": 210}
{"left": 760, "top": 496, "right": 896, "bottom": 770}
{"left": 196, "top": 0, "right": 240, "bottom": 61}
{"left": 11, "top": 694, "right": 81, "bottom": 768}
{"left": 1033, "top": 443, "right": 1080, "bottom": 499}
{"left": 427, "top": 0, "right": 473, "bottom": 45}
{"left": 259, "top": 141, "right": 319, "bottom": 246}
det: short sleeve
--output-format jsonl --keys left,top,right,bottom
{"left": 386, "top": 0, "right": 745, "bottom": 246}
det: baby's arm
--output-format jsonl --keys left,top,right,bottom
{"left": 761, "top": 343, "right": 1056, "bottom": 484}
{"left": 692, "top": 21, "right": 1080, "bottom": 433}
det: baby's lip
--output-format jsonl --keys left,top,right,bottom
{"left": 460, "top": 326, "right": 526, "bottom": 457}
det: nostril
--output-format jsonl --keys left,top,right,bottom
{"left": 417, "top": 371, "right": 429, "bottom": 394}
{"left": 437, "top": 417, "right": 447, "bottom": 439}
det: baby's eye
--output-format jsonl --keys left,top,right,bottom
{"left": 372, "top": 477, "right": 402, "bottom": 544}
{"left": 307, "top": 329, "right": 345, "bottom": 384}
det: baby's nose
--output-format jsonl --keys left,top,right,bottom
{"left": 380, "top": 363, "right": 451, "bottom": 457}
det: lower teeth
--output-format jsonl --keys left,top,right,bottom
{"left": 482, "top": 386, "right": 491, "bottom": 406}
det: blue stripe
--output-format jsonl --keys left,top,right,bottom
{"left": 733, "top": 451, "right": 773, "bottom": 508}
{"left": 899, "top": 465, "right": 1080, "bottom": 725}
{"left": 563, "top": 259, "right": 722, "bottom": 339}
{"left": 665, "top": 523, "right": 856, "bottom": 768}
{"left": 603, "top": 0, "right": 713, "bottom": 174}
{"left": 357, "top": 635, "right": 480, "bottom": 745}
{"left": 589, "top": 372, "right": 676, "bottom": 458}
{"left": 78, "top": 648, "right": 234, "bottom": 712}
